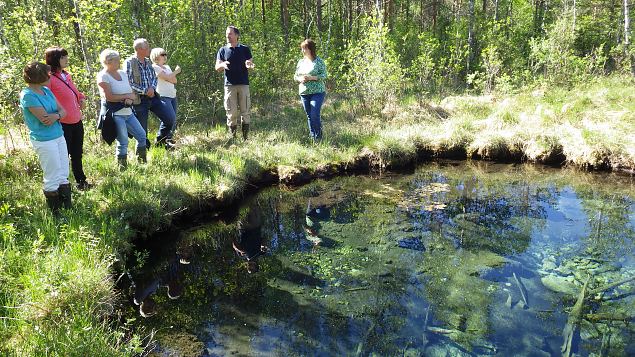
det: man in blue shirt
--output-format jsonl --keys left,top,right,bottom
{"left": 215, "top": 26, "right": 255, "bottom": 141}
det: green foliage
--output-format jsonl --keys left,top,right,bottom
{"left": 529, "top": 14, "right": 588, "bottom": 84}
{"left": 407, "top": 33, "right": 441, "bottom": 92}
{"left": 344, "top": 15, "right": 404, "bottom": 110}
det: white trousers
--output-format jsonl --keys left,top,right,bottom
{"left": 31, "top": 136, "right": 70, "bottom": 192}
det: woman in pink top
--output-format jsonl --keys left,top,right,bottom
{"left": 46, "top": 47, "right": 91, "bottom": 190}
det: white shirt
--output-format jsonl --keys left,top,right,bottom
{"left": 153, "top": 64, "right": 177, "bottom": 98}
{"left": 96, "top": 70, "right": 133, "bottom": 116}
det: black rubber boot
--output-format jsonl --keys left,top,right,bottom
{"left": 57, "top": 183, "right": 72, "bottom": 209}
{"left": 242, "top": 124, "right": 250, "bottom": 141}
{"left": 43, "top": 190, "right": 61, "bottom": 214}
{"left": 137, "top": 147, "right": 147, "bottom": 163}
{"left": 229, "top": 125, "right": 237, "bottom": 139}
{"left": 117, "top": 155, "right": 127, "bottom": 171}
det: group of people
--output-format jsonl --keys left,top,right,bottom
{"left": 19, "top": 26, "right": 328, "bottom": 213}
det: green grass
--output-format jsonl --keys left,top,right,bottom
{"left": 1, "top": 74, "right": 634, "bottom": 355}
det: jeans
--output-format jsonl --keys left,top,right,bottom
{"left": 163, "top": 96, "right": 178, "bottom": 118}
{"left": 31, "top": 136, "right": 70, "bottom": 192}
{"left": 300, "top": 92, "right": 325, "bottom": 140}
{"left": 113, "top": 114, "right": 147, "bottom": 156}
{"left": 61, "top": 121, "right": 86, "bottom": 183}
{"left": 134, "top": 95, "right": 176, "bottom": 143}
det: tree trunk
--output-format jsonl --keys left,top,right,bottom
{"left": 625, "top": 0, "right": 630, "bottom": 46}
{"left": 281, "top": 0, "right": 289, "bottom": 44}
{"left": 494, "top": 0, "right": 499, "bottom": 21}
{"left": 573, "top": 0, "right": 577, "bottom": 31}
{"left": 348, "top": 0, "right": 353, "bottom": 34}
{"left": 506, "top": 0, "right": 512, "bottom": 39}
{"left": 468, "top": 0, "right": 476, "bottom": 72}
{"left": 67, "top": 0, "right": 83, "bottom": 61}
{"left": 317, "top": 0, "right": 323, "bottom": 31}
{"left": 261, "top": 0, "right": 266, "bottom": 23}
{"left": 542, "top": 0, "right": 548, "bottom": 32}
{"left": 433, "top": 0, "right": 438, "bottom": 31}
{"left": 0, "top": 7, "right": 8, "bottom": 46}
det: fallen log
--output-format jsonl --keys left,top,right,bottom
{"left": 561, "top": 275, "right": 591, "bottom": 357}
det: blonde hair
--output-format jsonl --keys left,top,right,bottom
{"left": 99, "top": 49, "right": 120, "bottom": 67}
{"left": 150, "top": 48, "right": 165, "bottom": 64}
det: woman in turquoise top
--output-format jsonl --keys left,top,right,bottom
{"left": 294, "top": 39, "right": 327, "bottom": 141}
{"left": 19, "top": 62, "right": 71, "bottom": 213}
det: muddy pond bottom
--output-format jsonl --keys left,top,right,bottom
{"left": 128, "top": 162, "right": 635, "bottom": 357}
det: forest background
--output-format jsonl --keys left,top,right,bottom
{"left": 1, "top": 0, "right": 634, "bottom": 355}
{"left": 0, "top": 0, "right": 633, "bottom": 122}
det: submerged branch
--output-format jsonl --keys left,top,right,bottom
{"left": 584, "top": 313, "right": 634, "bottom": 322}
{"left": 561, "top": 275, "right": 591, "bottom": 357}
{"left": 587, "top": 275, "right": 635, "bottom": 298}
{"left": 513, "top": 272, "right": 529, "bottom": 307}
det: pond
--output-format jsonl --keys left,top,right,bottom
{"left": 124, "top": 161, "right": 635, "bottom": 357}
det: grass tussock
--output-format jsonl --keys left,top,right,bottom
{"left": 1, "top": 75, "right": 634, "bottom": 355}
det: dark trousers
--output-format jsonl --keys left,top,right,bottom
{"left": 61, "top": 121, "right": 87, "bottom": 183}
{"left": 134, "top": 96, "right": 176, "bottom": 143}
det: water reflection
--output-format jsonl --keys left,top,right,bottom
{"left": 233, "top": 199, "right": 268, "bottom": 274}
{"left": 129, "top": 162, "right": 635, "bottom": 356}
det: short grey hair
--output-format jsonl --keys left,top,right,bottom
{"left": 133, "top": 38, "right": 149, "bottom": 50}
{"left": 99, "top": 49, "right": 120, "bottom": 66}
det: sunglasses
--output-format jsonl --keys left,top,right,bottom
{"left": 160, "top": 53, "right": 167, "bottom": 57}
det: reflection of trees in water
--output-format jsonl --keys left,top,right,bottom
{"left": 576, "top": 190, "right": 635, "bottom": 260}
{"left": 403, "top": 172, "right": 551, "bottom": 255}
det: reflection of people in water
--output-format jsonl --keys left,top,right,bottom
{"left": 131, "top": 243, "right": 193, "bottom": 318}
{"left": 233, "top": 199, "right": 268, "bottom": 274}
{"left": 303, "top": 198, "right": 331, "bottom": 248}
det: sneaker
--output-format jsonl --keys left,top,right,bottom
{"left": 139, "top": 298, "right": 157, "bottom": 318}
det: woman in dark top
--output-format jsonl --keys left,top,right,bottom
{"left": 45, "top": 47, "right": 91, "bottom": 190}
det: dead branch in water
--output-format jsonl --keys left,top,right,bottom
{"left": 587, "top": 275, "right": 635, "bottom": 298}
{"left": 513, "top": 272, "right": 528, "bottom": 307}
{"left": 561, "top": 275, "right": 591, "bottom": 357}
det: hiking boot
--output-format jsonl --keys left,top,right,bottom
{"left": 117, "top": 155, "right": 127, "bottom": 171}
{"left": 76, "top": 181, "right": 93, "bottom": 191}
{"left": 57, "top": 183, "right": 72, "bottom": 209}
{"left": 242, "top": 124, "right": 250, "bottom": 141}
{"left": 136, "top": 147, "right": 147, "bottom": 163}
{"left": 155, "top": 138, "right": 175, "bottom": 151}
{"left": 43, "top": 190, "right": 61, "bottom": 213}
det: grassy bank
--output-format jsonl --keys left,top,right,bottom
{"left": 1, "top": 75, "right": 634, "bottom": 355}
